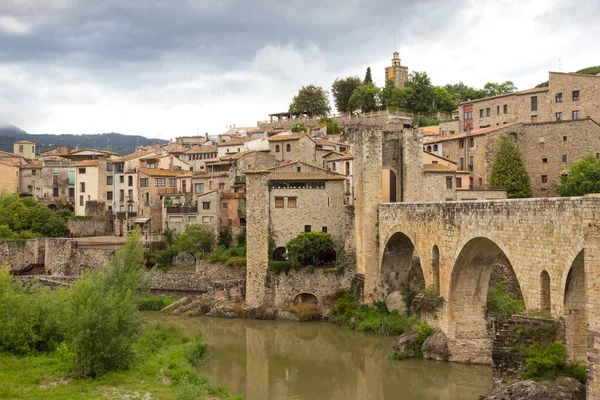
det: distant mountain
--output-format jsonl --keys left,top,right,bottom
{"left": 0, "top": 124, "right": 169, "bottom": 156}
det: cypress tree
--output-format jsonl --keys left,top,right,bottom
{"left": 489, "top": 135, "right": 532, "bottom": 198}
{"left": 364, "top": 67, "right": 373, "bottom": 84}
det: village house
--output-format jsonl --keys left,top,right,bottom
{"left": 268, "top": 133, "right": 317, "bottom": 164}
{"left": 13, "top": 140, "right": 36, "bottom": 159}
{"left": 179, "top": 145, "right": 218, "bottom": 171}
{"left": 74, "top": 159, "right": 113, "bottom": 215}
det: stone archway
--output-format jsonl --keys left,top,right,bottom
{"left": 540, "top": 270, "right": 551, "bottom": 313}
{"left": 272, "top": 247, "right": 286, "bottom": 261}
{"left": 380, "top": 232, "right": 425, "bottom": 313}
{"left": 293, "top": 292, "right": 318, "bottom": 305}
{"left": 448, "top": 237, "right": 523, "bottom": 363}
{"left": 564, "top": 250, "right": 586, "bottom": 362}
{"left": 432, "top": 245, "right": 440, "bottom": 293}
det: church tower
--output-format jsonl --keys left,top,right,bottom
{"left": 385, "top": 52, "right": 409, "bottom": 88}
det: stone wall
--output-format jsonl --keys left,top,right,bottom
{"left": 195, "top": 259, "right": 246, "bottom": 281}
{"left": 0, "top": 239, "right": 42, "bottom": 272}
{"left": 150, "top": 271, "right": 244, "bottom": 299}
{"left": 455, "top": 189, "right": 507, "bottom": 200}
{"left": 67, "top": 217, "right": 114, "bottom": 237}
{"left": 44, "top": 238, "right": 113, "bottom": 276}
{"left": 270, "top": 267, "right": 354, "bottom": 306}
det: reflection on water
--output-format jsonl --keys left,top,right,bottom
{"left": 152, "top": 314, "right": 492, "bottom": 400}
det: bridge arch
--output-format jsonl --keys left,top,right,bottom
{"left": 293, "top": 292, "right": 318, "bottom": 305}
{"left": 380, "top": 231, "right": 425, "bottom": 307}
{"left": 431, "top": 245, "right": 440, "bottom": 292}
{"left": 563, "top": 250, "right": 586, "bottom": 362}
{"left": 540, "top": 270, "right": 551, "bottom": 313}
{"left": 448, "top": 237, "right": 523, "bottom": 363}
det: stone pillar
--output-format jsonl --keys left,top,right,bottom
{"left": 401, "top": 128, "right": 424, "bottom": 202}
{"left": 245, "top": 171, "right": 270, "bottom": 307}
{"left": 354, "top": 128, "right": 383, "bottom": 303}
{"left": 583, "top": 194, "right": 600, "bottom": 399}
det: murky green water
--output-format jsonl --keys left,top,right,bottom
{"left": 154, "top": 314, "right": 492, "bottom": 400}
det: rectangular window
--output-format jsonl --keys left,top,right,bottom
{"left": 556, "top": 93, "right": 563, "bottom": 103}
{"left": 219, "top": 183, "right": 225, "bottom": 190}
{"left": 195, "top": 183, "right": 204, "bottom": 194}
{"left": 288, "top": 197, "right": 297, "bottom": 208}
{"left": 563, "top": 136, "right": 567, "bottom": 142}
{"left": 572, "top": 90, "right": 580, "bottom": 101}
{"left": 531, "top": 96, "right": 538, "bottom": 111}
{"left": 154, "top": 178, "right": 165, "bottom": 187}
{"left": 555, "top": 112, "right": 563, "bottom": 121}
{"left": 469, "top": 138, "right": 474, "bottom": 147}
{"left": 120, "top": 175, "right": 124, "bottom": 183}
{"left": 31, "top": 169, "right": 36, "bottom": 176}
{"left": 107, "top": 191, "right": 113, "bottom": 200}
{"left": 486, "top": 108, "right": 491, "bottom": 117}
{"left": 572, "top": 110, "right": 580, "bottom": 120}
{"left": 456, "top": 177, "right": 462, "bottom": 187}
{"left": 202, "top": 216, "right": 210, "bottom": 223}
{"left": 107, "top": 176, "right": 113, "bottom": 185}
{"left": 107, "top": 163, "right": 113, "bottom": 171}
{"left": 562, "top": 154, "right": 568, "bottom": 163}
{"left": 479, "top": 109, "right": 484, "bottom": 118}
{"left": 459, "top": 140, "right": 464, "bottom": 149}
{"left": 19, "top": 145, "right": 23, "bottom": 153}
{"left": 322, "top": 226, "right": 328, "bottom": 233}
{"left": 222, "top": 202, "right": 228, "bottom": 209}
{"left": 80, "top": 182, "right": 85, "bottom": 193}
{"left": 445, "top": 177, "right": 453, "bottom": 189}
{"left": 120, "top": 189, "right": 124, "bottom": 201}
{"left": 496, "top": 105, "right": 500, "bottom": 115}
{"left": 187, "top": 216, "right": 197, "bottom": 222}
{"left": 140, "top": 178, "right": 148, "bottom": 187}
{"left": 53, "top": 173, "right": 59, "bottom": 185}
{"left": 79, "top": 168, "right": 86, "bottom": 174}
{"left": 459, "top": 157, "right": 465, "bottom": 170}
{"left": 304, "top": 225, "right": 311, "bottom": 232}
{"left": 503, "top": 104, "right": 508, "bottom": 114}
{"left": 479, "top": 177, "right": 483, "bottom": 187}
{"left": 53, "top": 188, "right": 59, "bottom": 197}
{"left": 275, "top": 197, "right": 284, "bottom": 208}
{"left": 541, "top": 175, "right": 548, "bottom": 183}
{"left": 542, "top": 157, "right": 548, "bottom": 163}
{"left": 79, "top": 195, "right": 84, "bottom": 206}
{"left": 202, "top": 201, "right": 210, "bottom": 210}
{"left": 168, "top": 178, "right": 177, "bottom": 187}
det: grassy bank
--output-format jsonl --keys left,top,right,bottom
{"left": 0, "top": 321, "right": 242, "bottom": 400}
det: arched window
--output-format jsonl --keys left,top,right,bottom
{"left": 128, "top": 175, "right": 133, "bottom": 186}
{"left": 286, "top": 144, "right": 291, "bottom": 152}
{"left": 275, "top": 145, "right": 280, "bottom": 153}
{"left": 426, "top": 145, "right": 432, "bottom": 152}
{"left": 433, "top": 144, "right": 438, "bottom": 152}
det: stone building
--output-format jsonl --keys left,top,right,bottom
{"left": 268, "top": 133, "right": 317, "bottom": 164}
{"left": 0, "top": 160, "right": 21, "bottom": 194}
{"left": 385, "top": 51, "right": 409, "bottom": 88}
{"left": 459, "top": 71, "right": 600, "bottom": 132}
{"left": 39, "top": 145, "right": 75, "bottom": 157}
{"left": 179, "top": 145, "right": 218, "bottom": 171}
{"left": 74, "top": 159, "right": 113, "bottom": 215}
{"left": 425, "top": 118, "right": 600, "bottom": 196}
{"left": 111, "top": 150, "right": 157, "bottom": 214}
{"left": 19, "top": 161, "right": 41, "bottom": 196}
{"left": 13, "top": 140, "right": 36, "bottom": 159}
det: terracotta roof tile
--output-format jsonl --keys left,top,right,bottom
{"left": 268, "top": 172, "right": 347, "bottom": 181}
{"left": 425, "top": 123, "right": 520, "bottom": 144}
{"left": 268, "top": 133, "right": 306, "bottom": 142}
{"left": 114, "top": 150, "right": 155, "bottom": 162}
{"left": 184, "top": 145, "right": 218, "bottom": 154}
{"left": 138, "top": 168, "right": 188, "bottom": 177}
{"left": 75, "top": 160, "right": 100, "bottom": 167}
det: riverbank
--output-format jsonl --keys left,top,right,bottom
{"left": 0, "top": 320, "right": 242, "bottom": 400}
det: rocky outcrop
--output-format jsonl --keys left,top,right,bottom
{"left": 479, "top": 377, "right": 585, "bottom": 400}
{"left": 421, "top": 329, "right": 450, "bottom": 361}
{"left": 392, "top": 332, "right": 419, "bottom": 357}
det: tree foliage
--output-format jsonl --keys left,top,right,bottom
{"left": 489, "top": 136, "right": 532, "bottom": 198}
{"left": 481, "top": 81, "right": 517, "bottom": 97}
{"left": 172, "top": 224, "right": 214, "bottom": 255}
{"left": 331, "top": 76, "right": 362, "bottom": 113}
{"left": 319, "top": 118, "right": 343, "bottom": 135}
{"left": 286, "top": 231, "right": 337, "bottom": 266}
{"left": 0, "top": 194, "right": 71, "bottom": 238}
{"left": 348, "top": 83, "right": 381, "bottom": 113}
{"left": 556, "top": 154, "right": 600, "bottom": 196}
{"left": 288, "top": 85, "right": 331, "bottom": 116}
{"left": 380, "top": 79, "right": 396, "bottom": 109}
{"left": 364, "top": 67, "right": 373, "bottom": 84}
{"left": 291, "top": 122, "right": 306, "bottom": 133}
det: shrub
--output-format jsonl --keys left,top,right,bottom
{"left": 218, "top": 226, "right": 233, "bottom": 248}
{"left": 236, "top": 229, "right": 246, "bottom": 247}
{"left": 486, "top": 280, "right": 525, "bottom": 321}
{"left": 137, "top": 296, "right": 179, "bottom": 311}
{"left": 268, "top": 261, "right": 300, "bottom": 275}
{"left": 521, "top": 342, "right": 587, "bottom": 384}
{"left": 172, "top": 225, "right": 214, "bottom": 255}
{"left": 286, "top": 231, "right": 337, "bottom": 266}
{"left": 185, "top": 339, "right": 210, "bottom": 366}
{"left": 224, "top": 256, "right": 246, "bottom": 268}
{"left": 282, "top": 302, "right": 321, "bottom": 321}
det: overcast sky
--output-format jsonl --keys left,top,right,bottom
{"left": 0, "top": 0, "right": 599, "bottom": 139}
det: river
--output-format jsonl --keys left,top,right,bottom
{"left": 152, "top": 314, "right": 492, "bottom": 400}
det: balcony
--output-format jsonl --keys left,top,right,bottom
{"left": 166, "top": 206, "right": 198, "bottom": 214}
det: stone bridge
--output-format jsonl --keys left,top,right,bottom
{"left": 369, "top": 195, "right": 600, "bottom": 397}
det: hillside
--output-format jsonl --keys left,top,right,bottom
{"left": 0, "top": 125, "right": 169, "bottom": 156}
{"left": 535, "top": 65, "right": 600, "bottom": 88}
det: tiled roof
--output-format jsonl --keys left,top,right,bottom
{"left": 114, "top": 150, "right": 155, "bottom": 162}
{"left": 70, "top": 148, "right": 122, "bottom": 156}
{"left": 425, "top": 123, "right": 520, "bottom": 144}
{"left": 459, "top": 87, "right": 549, "bottom": 105}
{"left": 314, "top": 138, "right": 350, "bottom": 147}
{"left": 264, "top": 161, "right": 330, "bottom": 173}
{"left": 138, "top": 168, "right": 188, "bottom": 177}
{"left": 219, "top": 150, "right": 256, "bottom": 161}
{"left": 423, "top": 164, "right": 455, "bottom": 173}
{"left": 217, "top": 138, "right": 246, "bottom": 147}
{"left": 268, "top": 133, "right": 306, "bottom": 142}
{"left": 268, "top": 172, "right": 347, "bottom": 181}
{"left": 184, "top": 145, "right": 218, "bottom": 154}
{"left": 21, "top": 162, "right": 43, "bottom": 169}
{"left": 75, "top": 160, "right": 100, "bottom": 167}
{"left": 0, "top": 149, "right": 24, "bottom": 158}
{"left": 326, "top": 154, "right": 354, "bottom": 162}
{"left": 14, "top": 140, "right": 35, "bottom": 144}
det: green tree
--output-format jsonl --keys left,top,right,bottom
{"left": 65, "top": 230, "right": 147, "bottom": 377}
{"left": 347, "top": 83, "right": 381, "bottom": 113}
{"left": 432, "top": 86, "right": 458, "bottom": 112}
{"left": 364, "top": 67, "right": 373, "bottom": 84}
{"left": 444, "top": 82, "right": 484, "bottom": 102}
{"left": 289, "top": 85, "right": 331, "bottom": 116}
{"left": 172, "top": 224, "right": 214, "bottom": 255}
{"left": 380, "top": 79, "right": 396, "bottom": 109}
{"left": 218, "top": 226, "right": 233, "bottom": 248}
{"left": 482, "top": 81, "right": 517, "bottom": 97}
{"left": 489, "top": 136, "right": 532, "bottom": 198}
{"left": 286, "top": 231, "right": 337, "bottom": 266}
{"left": 406, "top": 71, "right": 434, "bottom": 115}
{"left": 291, "top": 122, "right": 306, "bottom": 133}
{"left": 556, "top": 154, "right": 600, "bottom": 196}
{"left": 319, "top": 118, "right": 343, "bottom": 136}
{"left": 331, "top": 76, "right": 362, "bottom": 113}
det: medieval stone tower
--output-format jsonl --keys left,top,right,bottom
{"left": 385, "top": 52, "right": 409, "bottom": 88}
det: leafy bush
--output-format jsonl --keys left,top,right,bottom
{"left": 0, "top": 194, "right": 70, "bottom": 238}
{"left": 486, "top": 280, "right": 525, "bottom": 321}
{"left": 557, "top": 154, "right": 600, "bottom": 196}
{"left": 268, "top": 261, "right": 300, "bottom": 275}
{"left": 286, "top": 231, "right": 337, "bottom": 266}
{"left": 224, "top": 256, "right": 246, "bottom": 268}
{"left": 236, "top": 229, "right": 246, "bottom": 247}
{"left": 218, "top": 226, "right": 233, "bottom": 248}
{"left": 137, "top": 296, "right": 179, "bottom": 311}
{"left": 521, "top": 342, "right": 587, "bottom": 384}
{"left": 172, "top": 225, "right": 214, "bottom": 255}
{"left": 185, "top": 340, "right": 210, "bottom": 366}
{"left": 281, "top": 302, "right": 321, "bottom": 321}
{"left": 489, "top": 135, "right": 532, "bottom": 198}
